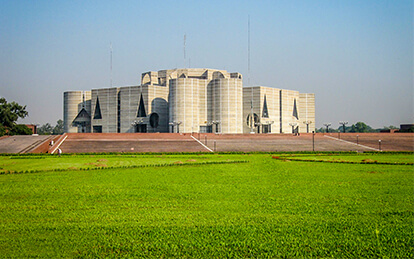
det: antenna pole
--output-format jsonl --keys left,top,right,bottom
{"left": 110, "top": 42, "right": 113, "bottom": 87}
{"left": 183, "top": 34, "right": 186, "bottom": 68}
{"left": 248, "top": 15, "right": 250, "bottom": 86}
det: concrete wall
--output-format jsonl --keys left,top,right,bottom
{"left": 168, "top": 71, "right": 243, "bottom": 134}
{"left": 63, "top": 91, "right": 91, "bottom": 133}
{"left": 280, "top": 89, "right": 300, "bottom": 133}
{"left": 169, "top": 78, "right": 201, "bottom": 133}
{"left": 91, "top": 88, "right": 117, "bottom": 133}
{"left": 260, "top": 87, "right": 281, "bottom": 133}
{"left": 118, "top": 86, "right": 140, "bottom": 133}
{"left": 299, "top": 93, "right": 316, "bottom": 133}
{"left": 212, "top": 78, "right": 243, "bottom": 134}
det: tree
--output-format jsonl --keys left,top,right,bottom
{"left": 315, "top": 127, "right": 338, "bottom": 133}
{"left": 315, "top": 127, "right": 324, "bottom": 133}
{"left": 336, "top": 126, "right": 350, "bottom": 133}
{"left": 380, "top": 125, "right": 398, "bottom": 130}
{"left": 0, "top": 97, "right": 28, "bottom": 129}
{"left": 0, "top": 125, "right": 6, "bottom": 136}
{"left": 38, "top": 120, "right": 64, "bottom": 135}
{"left": 349, "top": 122, "right": 373, "bottom": 133}
{"left": 38, "top": 123, "right": 53, "bottom": 135}
{"left": 9, "top": 124, "right": 33, "bottom": 135}
{"left": 52, "top": 119, "right": 64, "bottom": 135}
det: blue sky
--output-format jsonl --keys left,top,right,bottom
{"left": 0, "top": 0, "right": 412, "bottom": 128}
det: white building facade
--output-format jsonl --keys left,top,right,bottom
{"left": 64, "top": 68, "right": 315, "bottom": 134}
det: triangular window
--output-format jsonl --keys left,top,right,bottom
{"left": 137, "top": 94, "right": 147, "bottom": 117}
{"left": 262, "top": 95, "right": 269, "bottom": 118}
{"left": 292, "top": 99, "right": 299, "bottom": 120}
{"left": 93, "top": 97, "right": 102, "bottom": 119}
{"left": 72, "top": 108, "right": 91, "bottom": 125}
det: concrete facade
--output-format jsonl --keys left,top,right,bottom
{"left": 64, "top": 68, "right": 315, "bottom": 134}
{"left": 299, "top": 93, "right": 316, "bottom": 133}
{"left": 63, "top": 91, "right": 91, "bottom": 133}
{"left": 242, "top": 87, "right": 315, "bottom": 134}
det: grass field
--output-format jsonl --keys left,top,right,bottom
{"left": 273, "top": 152, "right": 414, "bottom": 165}
{"left": 0, "top": 152, "right": 413, "bottom": 257}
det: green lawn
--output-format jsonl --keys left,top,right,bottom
{"left": 275, "top": 152, "right": 414, "bottom": 164}
{"left": 0, "top": 153, "right": 245, "bottom": 173}
{"left": 0, "top": 153, "right": 413, "bottom": 257}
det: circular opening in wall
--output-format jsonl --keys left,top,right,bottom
{"left": 246, "top": 113, "right": 259, "bottom": 126}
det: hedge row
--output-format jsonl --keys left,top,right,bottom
{"left": 1, "top": 150, "right": 412, "bottom": 158}
{"left": 271, "top": 156, "right": 413, "bottom": 166}
{"left": 9, "top": 156, "right": 46, "bottom": 159}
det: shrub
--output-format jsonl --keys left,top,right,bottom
{"left": 9, "top": 124, "right": 33, "bottom": 135}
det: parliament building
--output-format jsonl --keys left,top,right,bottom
{"left": 63, "top": 68, "right": 315, "bottom": 134}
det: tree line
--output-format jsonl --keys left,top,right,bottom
{"left": 315, "top": 122, "right": 412, "bottom": 133}
{"left": 37, "top": 120, "right": 64, "bottom": 135}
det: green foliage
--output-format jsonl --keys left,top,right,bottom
{"left": 382, "top": 125, "right": 398, "bottom": 130}
{"left": 52, "top": 119, "right": 64, "bottom": 135}
{"left": 38, "top": 123, "right": 53, "bottom": 135}
{"left": 349, "top": 121, "right": 373, "bottom": 133}
{"left": 0, "top": 97, "right": 28, "bottom": 132}
{"left": 0, "top": 153, "right": 413, "bottom": 258}
{"left": 317, "top": 127, "right": 339, "bottom": 133}
{"left": 38, "top": 120, "right": 64, "bottom": 135}
{"left": 314, "top": 127, "right": 323, "bottom": 133}
{"left": 0, "top": 124, "right": 6, "bottom": 137}
{"left": 0, "top": 98, "right": 27, "bottom": 127}
{"left": 334, "top": 122, "right": 378, "bottom": 133}
{"left": 0, "top": 98, "right": 33, "bottom": 136}
{"left": 8, "top": 124, "right": 33, "bottom": 136}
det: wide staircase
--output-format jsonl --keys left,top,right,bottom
{"left": 3, "top": 133, "right": 409, "bottom": 154}
{"left": 201, "top": 133, "right": 377, "bottom": 152}
{"left": 59, "top": 133, "right": 207, "bottom": 153}
{"left": 0, "top": 135, "right": 53, "bottom": 153}
{"left": 57, "top": 133, "right": 385, "bottom": 153}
